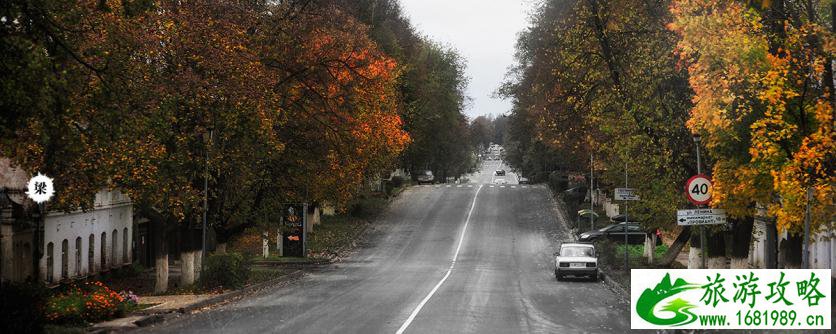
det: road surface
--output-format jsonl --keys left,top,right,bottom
{"left": 141, "top": 161, "right": 631, "bottom": 333}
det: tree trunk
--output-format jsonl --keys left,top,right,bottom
{"left": 643, "top": 233, "right": 656, "bottom": 265}
{"left": 193, "top": 249, "right": 202, "bottom": 282}
{"left": 180, "top": 251, "right": 195, "bottom": 286}
{"left": 658, "top": 226, "right": 691, "bottom": 267}
{"left": 151, "top": 216, "right": 168, "bottom": 293}
{"left": 729, "top": 218, "right": 754, "bottom": 268}
{"left": 706, "top": 229, "right": 728, "bottom": 268}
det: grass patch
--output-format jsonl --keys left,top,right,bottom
{"left": 596, "top": 240, "right": 680, "bottom": 290}
{"left": 307, "top": 214, "right": 370, "bottom": 258}
{"left": 247, "top": 268, "right": 289, "bottom": 285}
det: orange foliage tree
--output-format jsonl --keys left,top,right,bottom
{"left": 669, "top": 0, "right": 834, "bottom": 234}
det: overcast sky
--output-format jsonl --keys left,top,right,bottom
{"left": 399, "top": 0, "right": 535, "bottom": 119}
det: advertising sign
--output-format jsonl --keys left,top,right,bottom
{"left": 281, "top": 203, "right": 305, "bottom": 257}
{"left": 631, "top": 269, "right": 831, "bottom": 330}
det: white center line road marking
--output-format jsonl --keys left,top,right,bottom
{"left": 395, "top": 184, "right": 483, "bottom": 334}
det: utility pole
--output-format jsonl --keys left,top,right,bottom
{"left": 694, "top": 134, "right": 706, "bottom": 269}
{"left": 623, "top": 161, "right": 628, "bottom": 271}
{"left": 802, "top": 187, "right": 813, "bottom": 269}
{"left": 202, "top": 129, "right": 212, "bottom": 276}
{"left": 590, "top": 154, "right": 594, "bottom": 231}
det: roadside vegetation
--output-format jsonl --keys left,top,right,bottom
{"left": 499, "top": 0, "right": 834, "bottom": 269}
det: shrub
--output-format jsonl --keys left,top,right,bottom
{"left": 390, "top": 176, "right": 404, "bottom": 188}
{"left": 44, "top": 281, "right": 136, "bottom": 325}
{"left": 1, "top": 282, "right": 49, "bottom": 334}
{"left": 348, "top": 195, "right": 387, "bottom": 219}
{"left": 200, "top": 252, "right": 251, "bottom": 290}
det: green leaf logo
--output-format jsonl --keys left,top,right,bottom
{"left": 636, "top": 273, "right": 700, "bottom": 326}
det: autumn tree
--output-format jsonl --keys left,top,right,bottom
{"left": 669, "top": 0, "right": 834, "bottom": 267}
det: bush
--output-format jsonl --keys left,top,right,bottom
{"left": 200, "top": 253, "right": 251, "bottom": 290}
{"left": 390, "top": 176, "right": 404, "bottom": 188}
{"left": 44, "top": 281, "right": 136, "bottom": 325}
{"left": 1, "top": 282, "right": 49, "bottom": 333}
{"left": 348, "top": 195, "right": 387, "bottom": 219}
{"left": 548, "top": 172, "right": 569, "bottom": 192}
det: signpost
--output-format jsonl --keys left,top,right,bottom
{"left": 677, "top": 209, "right": 727, "bottom": 226}
{"left": 614, "top": 188, "right": 639, "bottom": 201}
{"left": 619, "top": 163, "right": 640, "bottom": 272}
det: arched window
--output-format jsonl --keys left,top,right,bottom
{"left": 61, "top": 239, "right": 68, "bottom": 280}
{"left": 100, "top": 232, "right": 107, "bottom": 269}
{"left": 75, "top": 237, "right": 82, "bottom": 276}
{"left": 112, "top": 229, "right": 118, "bottom": 265}
{"left": 122, "top": 228, "right": 128, "bottom": 264}
{"left": 88, "top": 234, "right": 95, "bottom": 273}
{"left": 46, "top": 242, "right": 54, "bottom": 283}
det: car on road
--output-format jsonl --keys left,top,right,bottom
{"left": 495, "top": 170, "right": 506, "bottom": 176}
{"left": 416, "top": 170, "right": 434, "bottom": 184}
{"left": 518, "top": 177, "right": 530, "bottom": 184}
{"left": 577, "top": 222, "right": 645, "bottom": 244}
{"left": 554, "top": 242, "right": 598, "bottom": 281}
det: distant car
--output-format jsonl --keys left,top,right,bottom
{"left": 578, "top": 223, "right": 645, "bottom": 244}
{"left": 555, "top": 242, "right": 598, "bottom": 281}
{"left": 416, "top": 170, "right": 434, "bottom": 184}
{"left": 495, "top": 170, "right": 506, "bottom": 176}
{"left": 518, "top": 177, "right": 530, "bottom": 184}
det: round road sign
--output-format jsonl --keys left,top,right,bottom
{"left": 685, "top": 174, "right": 712, "bottom": 205}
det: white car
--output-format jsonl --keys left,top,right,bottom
{"left": 416, "top": 170, "right": 434, "bottom": 184}
{"left": 554, "top": 242, "right": 598, "bottom": 281}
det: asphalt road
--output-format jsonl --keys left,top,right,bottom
{"left": 142, "top": 161, "right": 631, "bottom": 333}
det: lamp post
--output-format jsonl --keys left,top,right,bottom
{"left": 590, "top": 154, "right": 594, "bottom": 231}
{"left": 693, "top": 134, "right": 706, "bottom": 269}
{"left": 202, "top": 129, "right": 213, "bottom": 276}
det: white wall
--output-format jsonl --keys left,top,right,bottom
{"left": 750, "top": 219, "right": 835, "bottom": 279}
{"left": 39, "top": 189, "right": 132, "bottom": 283}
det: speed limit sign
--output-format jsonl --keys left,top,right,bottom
{"left": 685, "top": 174, "right": 712, "bottom": 205}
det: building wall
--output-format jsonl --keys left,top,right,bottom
{"left": 749, "top": 219, "right": 834, "bottom": 279}
{"left": 39, "top": 189, "right": 133, "bottom": 283}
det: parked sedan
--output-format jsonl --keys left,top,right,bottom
{"left": 416, "top": 170, "right": 434, "bottom": 184}
{"left": 495, "top": 170, "right": 506, "bottom": 176}
{"left": 554, "top": 242, "right": 598, "bottom": 281}
{"left": 578, "top": 222, "right": 645, "bottom": 244}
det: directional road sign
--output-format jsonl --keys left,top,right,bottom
{"left": 677, "top": 208, "right": 727, "bottom": 226}
{"left": 614, "top": 188, "right": 640, "bottom": 201}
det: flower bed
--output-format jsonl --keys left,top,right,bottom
{"left": 45, "top": 281, "right": 139, "bottom": 325}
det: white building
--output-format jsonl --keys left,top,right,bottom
{"left": 40, "top": 189, "right": 133, "bottom": 283}
{"left": 1, "top": 158, "right": 133, "bottom": 284}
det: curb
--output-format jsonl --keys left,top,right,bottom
{"left": 598, "top": 267, "right": 630, "bottom": 302}
{"left": 90, "top": 269, "right": 305, "bottom": 332}
{"left": 180, "top": 269, "right": 304, "bottom": 314}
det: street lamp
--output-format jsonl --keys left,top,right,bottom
{"left": 202, "top": 129, "right": 213, "bottom": 276}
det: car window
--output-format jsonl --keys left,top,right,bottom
{"left": 627, "top": 225, "right": 641, "bottom": 232}
{"left": 560, "top": 246, "right": 594, "bottom": 257}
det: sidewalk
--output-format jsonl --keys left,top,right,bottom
{"left": 90, "top": 269, "right": 303, "bottom": 333}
